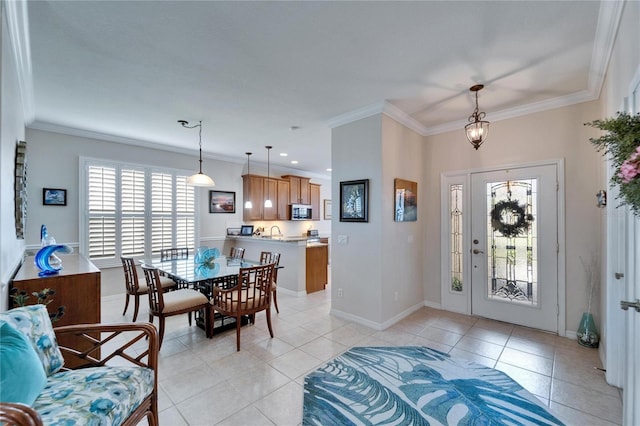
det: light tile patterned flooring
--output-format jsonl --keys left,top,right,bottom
{"left": 101, "top": 286, "right": 622, "bottom": 425}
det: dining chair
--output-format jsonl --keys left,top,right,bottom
{"left": 229, "top": 247, "right": 245, "bottom": 259}
{"left": 142, "top": 265, "right": 210, "bottom": 349}
{"left": 207, "top": 262, "right": 275, "bottom": 351}
{"left": 160, "top": 247, "right": 189, "bottom": 261}
{"left": 121, "top": 257, "right": 177, "bottom": 322}
{"left": 259, "top": 251, "right": 281, "bottom": 313}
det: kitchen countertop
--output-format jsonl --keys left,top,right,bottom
{"left": 226, "top": 235, "right": 328, "bottom": 245}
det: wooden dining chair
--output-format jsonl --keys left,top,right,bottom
{"left": 142, "top": 265, "right": 210, "bottom": 349}
{"left": 121, "top": 257, "right": 177, "bottom": 322}
{"left": 160, "top": 247, "right": 189, "bottom": 261}
{"left": 260, "top": 251, "right": 281, "bottom": 313}
{"left": 207, "top": 262, "right": 275, "bottom": 351}
{"left": 229, "top": 247, "right": 245, "bottom": 259}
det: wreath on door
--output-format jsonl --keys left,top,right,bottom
{"left": 490, "top": 200, "right": 534, "bottom": 238}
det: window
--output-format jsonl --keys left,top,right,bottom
{"left": 81, "top": 159, "right": 197, "bottom": 267}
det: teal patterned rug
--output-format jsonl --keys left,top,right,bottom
{"left": 303, "top": 346, "right": 564, "bottom": 425}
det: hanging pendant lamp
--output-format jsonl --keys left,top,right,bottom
{"left": 244, "top": 152, "right": 253, "bottom": 209}
{"left": 264, "top": 146, "right": 273, "bottom": 208}
{"left": 179, "top": 119, "right": 215, "bottom": 187}
{"left": 464, "top": 84, "right": 490, "bottom": 150}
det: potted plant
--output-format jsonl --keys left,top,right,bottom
{"left": 586, "top": 112, "right": 640, "bottom": 215}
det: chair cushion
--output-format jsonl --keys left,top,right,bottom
{"left": 163, "top": 289, "right": 208, "bottom": 314}
{"left": 211, "top": 288, "right": 268, "bottom": 312}
{"left": 136, "top": 276, "right": 175, "bottom": 294}
{"left": 33, "top": 366, "right": 154, "bottom": 426}
{"left": 0, "top": 321, "right": 47, "bottom": 405}
{"left": 0, "top": 305, "right": 64, "bottom": 376}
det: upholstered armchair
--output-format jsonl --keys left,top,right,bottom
{"left": 0, "top": 305, "right": 159, "bottom": 426}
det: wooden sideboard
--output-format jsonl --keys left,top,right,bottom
{"left": 11, "top": 253, "right": 101, "bottom": 367}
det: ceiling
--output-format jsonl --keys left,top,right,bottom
{"left": 13, "top": 1, "right": 620, "bottom": 178}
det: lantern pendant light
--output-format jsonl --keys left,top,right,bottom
{"left": 244, "top": 152, "right": 253, "bottom": 209}
{"left": 464, "top": 84, "right": 490, "bottom": 150}
{"left": 179, "top": 120, "right": 215, "bottom": 186}
{"left": 264, "top": 146, "right": 273, "bottom": 208}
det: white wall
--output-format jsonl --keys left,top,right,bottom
{"left": 0, "top": 4, "right": 26, "bottom": 311}
{"left": 424, "top": 100, "right": 604, "bottom": 335}
{"left": 331, "top": 114, "right": 384, "bottom": 325}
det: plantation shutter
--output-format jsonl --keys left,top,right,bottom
{"left": 87, "top": 165, "right": 117, "bottom": 259}
{"left": 82, "top": 159, "right": 198, "bottom": 266}
{"left": 121, "top": 168, "right": 146, "bottom": 256}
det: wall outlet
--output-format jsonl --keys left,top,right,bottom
{"left": 337, "top": 235, "right": 348, "bottom": 245}
{"left": 338, "top": 288, "right": 343, "bottom": 297}
{"left": 394, "top": 291, "right": 398, "bottom": 301}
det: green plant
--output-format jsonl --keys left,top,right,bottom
{"left": 586, "top": 112, "right": 640, "bottom": 215}
{"left": 451, "top": 277, "right": 463, "bottom": 292}
{"left": 10, "top": 287, "right": 65, "bottom": 322}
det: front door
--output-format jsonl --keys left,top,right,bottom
{"left": 470, "top": 164, "right": 558, "bottom": 332}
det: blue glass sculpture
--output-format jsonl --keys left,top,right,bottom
{"left": 34, "top": 244, "right": 73, "bottom": 276}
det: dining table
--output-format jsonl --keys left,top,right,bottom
{"left": 141, "top": 254, "right": 281, "bottom": 333}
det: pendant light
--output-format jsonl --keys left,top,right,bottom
{"left": 264, "top": 146, "right": 273, "bottom": 208}
{"left": 464, "top": 84, "right": 490, "bottom": 150}
{"left": 178, "top": 119, "right": 215, "bottom": 187}
{"left": 244, "top": 152, "right": 253, "bottom": 209}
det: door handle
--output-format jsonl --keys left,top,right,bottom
{"left": 473, "top": 249, "right": 484, "bottom": 254}
{"left": 615, "top": 272, "right": 624, "bottom": 280}
{"left": 621, "top": 299, "right": 640, "bottom": 312}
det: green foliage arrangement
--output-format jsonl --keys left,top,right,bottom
{"left": 586, "top": 112, "right": 640, "bottom": 216}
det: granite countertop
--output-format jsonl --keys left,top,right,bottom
{"left": 227, "top": 235, "right": 328, "bottom": 245}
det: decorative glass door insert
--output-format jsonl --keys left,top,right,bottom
{"left": 485, "top": 179, "right": 537, "bottom": 306}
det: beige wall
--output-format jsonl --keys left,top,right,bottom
{"left": 424, "top": 101, "right": 604, "bottom": 333}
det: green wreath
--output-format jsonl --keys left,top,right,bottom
{"left": 490, "top": 200, "right": 534, "bottom": 238}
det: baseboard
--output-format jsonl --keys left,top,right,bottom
{"left": 330, "top": 308, "right": 385, "bottom": 331}
{"left": 423, "top": 300, "right": 442, "bottom": 309}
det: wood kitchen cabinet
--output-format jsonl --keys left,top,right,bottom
{"left": 243, "top": 174, "right": 288, "bottom": 221}
{"left": 306, "top": 244, "right": 328, "bottom": 293}
{"left": 11, "top": 254, "right": 101, "bottom": 368}
{"left": 282, "top": 175, "right": 310, "bottom": 204}
{"left": 310, "top": 183, "right": 321, "bottom": 220}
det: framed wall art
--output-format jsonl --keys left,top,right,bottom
{"left": 324, "top": 199, "right": 332, "bottom": 220}
{"left": 340, "top": 179, "right": 369, "bottom": 222}
{"left": 209, "top": 190, "right": 236, "bottom": 213}
{"left": 43, "top": 188, "right": 67, "bottom": 206}
{"left": 394, "top": 178, "right": 417, "bottom": 222}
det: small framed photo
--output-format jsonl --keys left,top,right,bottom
{"left": 43, "top": 188, "right": 67, "bottom": 206}
{"left": 240, "top": 225, "right": 254, "bottom": 236}
{"left": 323, "top": 199, "right": 332, "bottom": 220}
{"left": 209, "top": 190, "right": 236, "bottom": 213}
{"left": 340, "top": 179, "right": 369, "bottom": 222}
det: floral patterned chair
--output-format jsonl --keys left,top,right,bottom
{"left": 0, "top": 305, "right": 158, "bottom": 425}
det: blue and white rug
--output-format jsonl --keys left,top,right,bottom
{"left": 303, "top": 346, "right": 564, "bottom": 425}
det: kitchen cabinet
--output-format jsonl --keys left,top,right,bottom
{"left": 282, "top": 175, "right": 310, "bottom": 205}
{"left": 277, "top": 179, "right": 290, "bottom": 220}
{"left": 11, "top": 254, "right": 101, "bottom": 368}
{"left": 306, "top": 244, "right": 328, "bottom": 293}
{"left": 243, "top": 174, "right": 264, "bottom": 221}
{"left": 310, "top": 183, "right": 321, "bottom": 221}
{"left": 243, "top": 174, "right": 288, "bottom": 221}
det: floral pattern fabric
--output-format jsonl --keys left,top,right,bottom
{"left": 0, "top": 305, "right": 64, "bottom": 376}
{"left": 33, "top": 366, "right": 154, "bottom": 426}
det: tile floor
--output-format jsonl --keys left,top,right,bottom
{"left": 101, "top": 286, "right": 622, "bottom": 425}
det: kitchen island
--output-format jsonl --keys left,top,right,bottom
{"left": 224, "top": 236, "right": 328, "bottom": 296}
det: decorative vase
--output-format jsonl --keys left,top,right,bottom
{"left": 577, "top": 312, "right": 599, "bottom": 348}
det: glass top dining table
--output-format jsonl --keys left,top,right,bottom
{"left": 141, "top": 255, "right": 264, "bottom": 286}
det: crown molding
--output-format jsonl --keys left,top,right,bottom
{"left": 587, "top": 0, "right": 625, "bottom": 99}
{"left": 327, "top": 100, "right": 429, "bottom": 136}
{"left": 4, "top": 0, "right": 34, "bottom": 123}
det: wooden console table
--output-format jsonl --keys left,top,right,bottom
{"left": 11, "top": 253, "right": 101, "bottom": 367}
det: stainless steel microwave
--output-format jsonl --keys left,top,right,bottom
{"left": 290, "top": 204, "right": 312, "bottom": 220}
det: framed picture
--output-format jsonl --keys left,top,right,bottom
{"left": 340, "top": 179, "right": 369, "bottom": 222}
{"left": 324, "top": 199, "right": 332, "bottom": 220}
{"left": 209, "top": 190, "right": 236, "bottom": 213}
{"left": 394, "top": 178, "right": 418, "bottom": 222}
{"left": 43, "top": 188, "right": 67, "bottom": 206}
{"left": 240, "top": 225, "right": 254, "bottom": 236}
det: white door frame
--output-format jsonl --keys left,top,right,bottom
{"left": 440, "top": 158, "right": 566, "bottom": 336}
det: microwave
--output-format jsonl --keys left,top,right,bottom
{"left": 290, "top": 204, "right": 312, "bottom": 220}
